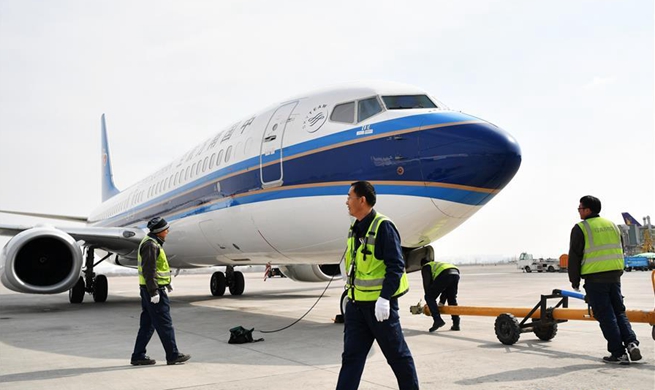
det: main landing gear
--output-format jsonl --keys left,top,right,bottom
{"left": 69, "top": 247, "right": 110, "bottom": 304}
{"left": 210, "top": 265, "right": 245, "bottom": 296}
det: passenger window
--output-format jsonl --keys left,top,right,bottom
{"left": 209, "top": 153, "right": 216, "bottom": 169}
{"left": 244, "top": 137, "right": 253, "bottom": 155}
{"left": 330, "top": 102, "right": 355, "bottom": 123}
{"left": 203, "top": 157, "right": 208, "bottom": 172}
{"left": 358, "top": 97, "right": 382, "bottom": 122}
{"left": 225, "top": 146, "right": 232, "bottom": 162}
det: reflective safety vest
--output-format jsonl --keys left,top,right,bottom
{"left": 578, "top": 217, "right": 624, "bottom": 275}
{"left": 345, "top": 213, "right": 409, "bottom": 302}
{"left": 424, "top": 261, "right": 458, "bottom": 280}
{"left": 138, "top": 236, "right": 172, "bottom": 286}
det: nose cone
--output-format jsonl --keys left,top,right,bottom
{"left": 419, "top": 114, "right": 522, "bottom": 206}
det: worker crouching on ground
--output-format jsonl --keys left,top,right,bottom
{"left": 421, "top": 258, "right": 460, "bottom": 332}
{"left": 568, "top": 195, "right": 641, "bottom": 364}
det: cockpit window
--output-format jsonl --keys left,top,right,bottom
{"left": 330, "top": 101, "right": 355, "bottom": 123}
{"left": 358, "top": 97, "right": 382, "bottom": 122}
{"left": 382, "top": 95, "right": 437, "bottom": 109}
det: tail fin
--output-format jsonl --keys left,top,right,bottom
{"left": 621, "top": 212, "right": 642, "bottom": 227}
{"left": 101, "top": 114, "right": 120, "bottom": 201}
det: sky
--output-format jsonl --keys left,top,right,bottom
{"left": 0, "top": 0, "right": 653, "bottom": 263}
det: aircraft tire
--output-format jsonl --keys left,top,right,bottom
{"left": 210, "top": 272, "right": 226, "bottom": 296}
{"left": 229, "top": 271, "right": 245, "bottom": 295}
{"left": 69, "top": 277, "right": 85, "bottom": 304}
{"left": 93, "top": 275, "right": 108, "bottom": 303}
{"left": 495, "top": 313, "right": 520, "bottom": 345}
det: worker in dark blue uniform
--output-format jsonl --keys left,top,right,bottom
{"left": 421, "top": 259, "right": 460, "bottom": 332}
{"left": 336, "top": 181, "right": 419, "bottom": 390}
{"left": 568, "top": 195, "right": 641, "bottom": 364}
{"left": 131, "top": 217, "right": 190, "bottom": 366}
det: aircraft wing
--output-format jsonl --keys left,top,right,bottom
{"left": 0, "top": 223, "right": 145, "bottom": 255}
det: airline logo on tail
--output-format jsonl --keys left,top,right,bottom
{"left": 621, "top": 212, "right": 642, "bottom": 226}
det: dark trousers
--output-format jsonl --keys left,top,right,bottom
{"left": 131, "top": 287, "right": 180, "bottom": 362}
{"left": 424, "top": 272, "right": 459, "bottom": 324}
{"left": 336, "top": 299, "right": 419, "bottom": 390}
{"left": 584, "top": 281, "right": 639, "bottom": 357}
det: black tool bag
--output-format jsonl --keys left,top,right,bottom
{"left": 228, "top": 326, "right": 264, "bottom": 344}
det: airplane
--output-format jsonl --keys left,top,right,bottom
{"left": 621, "top": 212, "right": 642, "bottom": 227}
{"left": 0, "top": 81, "right": 522, "bottom": 308}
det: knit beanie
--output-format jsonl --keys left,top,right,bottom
{"left": 147, "top": 217, "right": 169, "bottom": 233}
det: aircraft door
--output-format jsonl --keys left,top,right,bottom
{"left": 260, "top": 101, "right": 298, "bottom": 188}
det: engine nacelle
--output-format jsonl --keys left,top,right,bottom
{"left": 0, "top": 227, "right": 83, "bottom": 294}
{"left": 277, "top": 264, "right": 342, "bottom": 282}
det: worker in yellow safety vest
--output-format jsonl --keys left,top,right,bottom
{"left": 568, "top": 195, "right": 641, "bottom": 364}
{"left": 421, "top": 259, "right": 460, "bottom": 332}
{"left": 131, "top": 217, "right": 190, "bottom": 366}
{"left": 336, "top": 181, "right": 418, "bottom": 390}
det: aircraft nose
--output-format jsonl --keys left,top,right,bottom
{"left": 418, "top": 116, "right": 522, "bottom": 207}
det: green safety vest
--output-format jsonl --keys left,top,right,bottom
{"left": 138, "top": 236, "right": 172, "bottom": 286}
{"left": 424, "top": 261, "right": 458, "bottom": 280}
{"left": 345, "top": 213, "right": 409, "bottom": 302}
{"left": 578, "top": 217, "right": 624, "bottom": 275}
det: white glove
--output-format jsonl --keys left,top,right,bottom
{"left": 150, "top": 294, "right": 160, "bottom": 304}
{"left": 375, "top": 297, "right": 390, "bottom": 322}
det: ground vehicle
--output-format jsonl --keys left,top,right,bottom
{"left": 559, "top": 254, "right": 568, "bottom": 271}
{"left": 517, "top": 252, "right": 561, "bottom": 273}
{"left": 624, "top": 256, "right": 649, "bottom": 272}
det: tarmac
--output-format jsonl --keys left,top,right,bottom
{"left": 0, "top": 264, "right": 653, "bottom": 390}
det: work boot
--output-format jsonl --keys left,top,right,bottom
{"left": 167, "top": 353, "right": 191, "bottom": 365}
{"left": 627, "top": 342, "right": 642, "bottom": 361}
{"left": 602, "top": 354, "right": 629, "bottom": 365}
{"left": 130, "top": 356, "right": 156, "bottom": 366}
{"left": 451, "top": 316, "right": 460, "bottom": 331}
{"left": 429, "top": 319, "right": 445, "bottom": 333}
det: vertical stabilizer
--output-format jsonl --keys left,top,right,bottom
{"left": 101, "top": 114, "right": 120, "bottom": 201}
{"left": 621, "top": 212, "right": 642, "bottom": 227}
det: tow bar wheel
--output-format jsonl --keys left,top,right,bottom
{"left": 532, "top": 319, "right": 558, "bottom": 341}
{"left": 495, "top": 313, "right": 521, "bottom": 345}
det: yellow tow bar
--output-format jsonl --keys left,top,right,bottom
{"left": 410, "top": 288, "right": 655, "bottom": 345}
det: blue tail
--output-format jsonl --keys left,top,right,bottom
{"left": 621, "top": 212, "right": 641, "bottom": 227}
{"left": 101, "top": 114, "right": 120, "bottom": 201}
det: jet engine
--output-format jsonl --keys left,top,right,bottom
{"left": 0, "top": 227, "right": 83, "bottom": 294}
{"left": 277, "top": 264, "right": 342, "bottom": 282}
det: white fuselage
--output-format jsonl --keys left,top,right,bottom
{"left": 88, "top": 81, "right": 521, "bottom": 269}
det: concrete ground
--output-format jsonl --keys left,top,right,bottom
{"left": 0, "top": 264, "right": 653, "bottom": 390}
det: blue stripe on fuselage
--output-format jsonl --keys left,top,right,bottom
{"left": 92, "top": 112, "right": 503, "bottom": 227}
